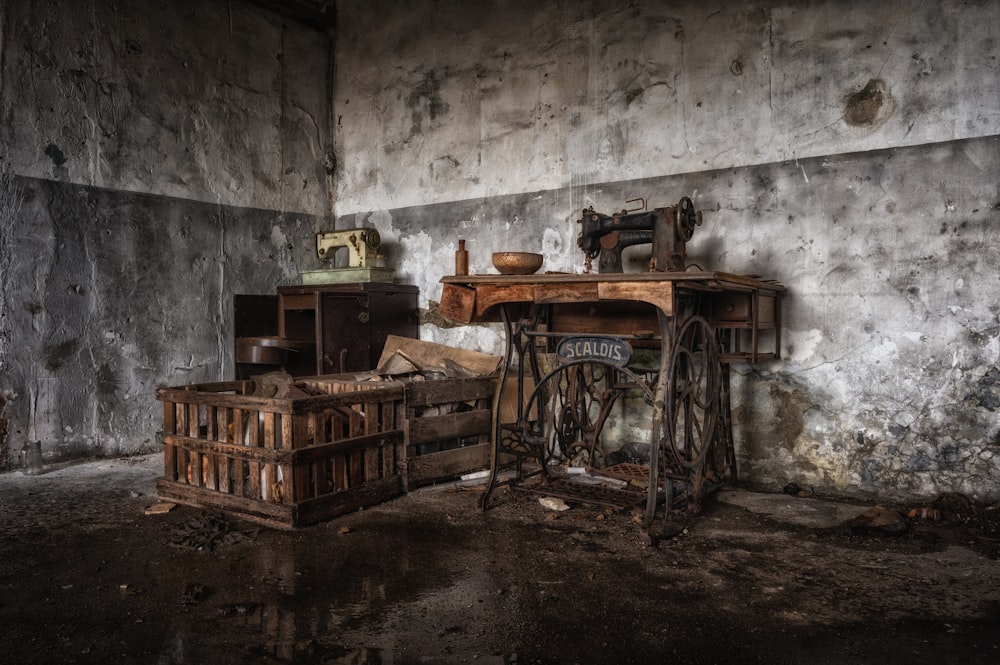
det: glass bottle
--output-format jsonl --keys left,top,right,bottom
{"left": 455, "top": 239, "right": 469, "bottom": 276}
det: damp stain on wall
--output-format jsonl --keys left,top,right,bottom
{"left": 969, "top": 367, "right": 1000, "bottom": 411}
{"left": 843, "top": 78, "right": 889, "bottom": 127}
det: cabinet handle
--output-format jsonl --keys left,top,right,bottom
{"left": 339, "top": 349, "right": 348, "bottom": 373}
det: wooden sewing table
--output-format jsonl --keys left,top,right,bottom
{"left": 439, "top": 272, "right": 784, "bottom": 527}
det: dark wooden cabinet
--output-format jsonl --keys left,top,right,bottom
{"left": 234, "top": 283, "right": 419, "bottom": 378}
{"left": 278, "top": 283, "right": 419, "bottom": 375}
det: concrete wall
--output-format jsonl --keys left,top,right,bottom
{"left": 0, "top": 0, "right": 332, "bottom": 464}
{"left": 332, "top": 0, "right": 1000, "bottom": 501}
{"left": 0, "top": 0, "right": 996, "bottom": 503}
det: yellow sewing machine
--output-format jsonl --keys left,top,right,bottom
{"left": 300, "top": 227, "right": 395, "bottom": 284}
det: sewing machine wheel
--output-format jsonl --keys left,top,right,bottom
{"left": 361, "top": 229, "right": 381, "bottom": 249}
{"left": 664, "top": 315, "right": 721, "bottom": 469}
{"left": 553, "top": 362, "right": 618, "bottom": 466}
{"left": 674, "top": 196, "right": 700, "bottom": 242}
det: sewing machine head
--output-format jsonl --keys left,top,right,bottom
{"left": 316, "top": 227, "right": 384, "bottom": 268}
{"left": 576, "top": 196, "right": 703, "bottom": 273}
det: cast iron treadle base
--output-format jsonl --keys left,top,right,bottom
{"left": 514, "top": 477, "right": 646, "bottom": 509}
{"left": 599, "top": 463, "right": 651, "bottom": 486}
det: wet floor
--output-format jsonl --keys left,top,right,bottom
{"left": 1, "top": 455, "right": 998, "bottom": 664}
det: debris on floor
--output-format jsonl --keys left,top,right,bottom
{"left": 168, "top": 512, "right": 258, "bottom": 551}
{"left": 538, "top": 497, "right": 570, "bottom": 512}
{"left": 839, "top": 505, "right": 908, "bottom": 535}
{"left": 907, "top": 506, "right": 942, "bottom": 520}
{"left": 144, "top": 501, "right": 177, "bottom": 515}
{"left": 182, "top": 582, "right": 211, "bottom": 605}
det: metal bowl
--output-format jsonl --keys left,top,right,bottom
{"left": 492, "top": 252, "right": 543, "bottom": 275}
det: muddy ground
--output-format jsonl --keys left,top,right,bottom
{"left": 0, "top": 455, "right": 998, "bottom": 665}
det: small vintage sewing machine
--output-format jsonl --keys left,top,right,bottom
{"left": 576, "top": 196, "right": 703, "bottom": 273}
{"left": 301, "top": 227, "right": 394, "bottom": 284}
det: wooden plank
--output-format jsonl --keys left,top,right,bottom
{"left": 407, "top": 410, "right": 492, "bottom": 446}
{"left": 349, "top": 409, "right": 363, "bottom": 437}
{"left": 378, "top": 336, "right": 501, "bottom": 377}
{"left": 385, "top": 398, "right": 400, "bottom": 432}
{"left": 349, "top": 450, "right": 363, "bottom": 488}
{"left": 405, "top": 377, "right": 493, "bottom": 407}
{"left": 290, "top": 431, "right": 404, "bottom": 464}
{"left": 156, "top": 479, "right": 294, "bottom": 527}
{"left": 232, "top": 408, "right": 244, "bottom": 445}
{"left": 437, "top": 283, "right": 476, "bottom": 324}
{"left": 176, "top": 402, "right": 188, "bottom": 438}
{"left": 311, "top": 417, "right": 326, "bottom": 498}
{"left": 247, "top": 411, "right": 261, "bottom": 500}
{"left": 364, "top": 401, "right": 377, "bottom": 435}
{"left": 292, "top": 475, "right": 404, "bottom": 526}
{"left": 333, "top": 455, "right": 348, "bottom": 491}
{"left": 233, "top": 459, "right": 245, "bottom": 497}
{"left": 533, "top": 282, "right": 599, "bottom": 304}
{"left": 263, "top": 411, "right": 277, "bottom": 502}
{"left": 205, "top": 405, "right": 217, "bottom": 441}
{"left": 218, "top": 457, "right": 231, "bottom": 495}
{"left": 292, "top": 413, "right": 318, "bottom": 501}
{"left": 475, "top": 284, "right": 535, "bottom": 316}
{"left": 364, "top": 447, "right": 380, "bottom": 481}
{"left": 307, "top": 411, "right": 322, "bottom": 445}
{"left": 289, "top": 387, "right": 404, "bottom": 414}
{"left": 440, "top": 271, "right": 784, "bottom": 290}
{"left": 407, "top": 443, "right": 491, "bottom": 487}
{"left": 157, "top": 383, "right": 404, "bottom": 417}
{"left": 187, "top": 404, "right": 201, "bottom": 488}
{"left": 203, "top": 425, "right": 217, "bottom": 491}
{"left": 599, "top": 281, "right": 673, "bottom": 316}
{"left": 162, "top": 434, "right": 293, "bottom": 464}
{"left": 163, "top": 401, "right": 177, "bottom": 481}
{"left": 217, "top": 407, "right": 231, "bottom": 493}
{"left": 283, "top": 412, "right": 314, "bottom": 500}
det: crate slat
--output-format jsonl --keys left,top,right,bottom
{"left": 403, "top": 377, "right": 494, "bottom": 488}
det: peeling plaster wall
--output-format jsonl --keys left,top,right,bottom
{"left": 333, "top": 0, "right": 997, "bottom": 213}
{"left": 333, "top": 0, "right": 1000, "bottom": 501}
{"left": 1, "top": 0, "right": 332, "bottom": 212}
{"left": 0, "top": 0, "right": 331, "bottom": 464}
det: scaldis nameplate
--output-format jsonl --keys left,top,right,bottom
{"left": 556, "top": 336, "right": 632, "bottom": 368}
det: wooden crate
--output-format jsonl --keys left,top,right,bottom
{"left": 404, "top": 376, "right": 494, "bottom": 487}
{"left": 155, "top": 379, "right": 405, "bottom": 529}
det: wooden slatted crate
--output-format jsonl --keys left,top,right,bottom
{"left": 155, "top": 379, "right": 406, "bottom": 529}
{"left": 404, "top": 376, "right": 494, "bottom": 487}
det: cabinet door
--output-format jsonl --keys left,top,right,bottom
{"left": 368, "top": 289, "right": 419, "bottom": 367}
{"left": 320, "top": 294, "right": 371, "bottom": 373}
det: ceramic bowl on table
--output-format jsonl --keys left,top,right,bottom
{"left": 492, "top": 252, "right": 543, "bottom": 275}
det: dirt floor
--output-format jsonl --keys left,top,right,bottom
{"left": 1, "top": 455, "right": 998, "bottom": 665}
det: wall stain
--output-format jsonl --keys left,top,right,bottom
{"left": 96, "top": 363, "right": 118, "bottom": 397}
{"left": 44, "top": 339, "right": 80, "bottom": 372}
{"left": 406, "top": 69, "right": 450, "bottom": 138}
{"left": 44, "top": 143, "right": 67, "bottom": 167}
{"left": 969, "top": 367, "right": 1000, "bottom": 411}
{"left": 843, "top": 79, "right": 888, "bottom": 127}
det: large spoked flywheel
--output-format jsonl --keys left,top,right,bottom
{"left": 664, "top": 315, "right": 721, "bottom": 469}
{"left": 553, "top": 362, "right": 618, "bottom": 466}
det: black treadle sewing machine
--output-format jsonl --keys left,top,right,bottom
{"left": 576, "top": 196, "right": 703, "bottom": 273}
